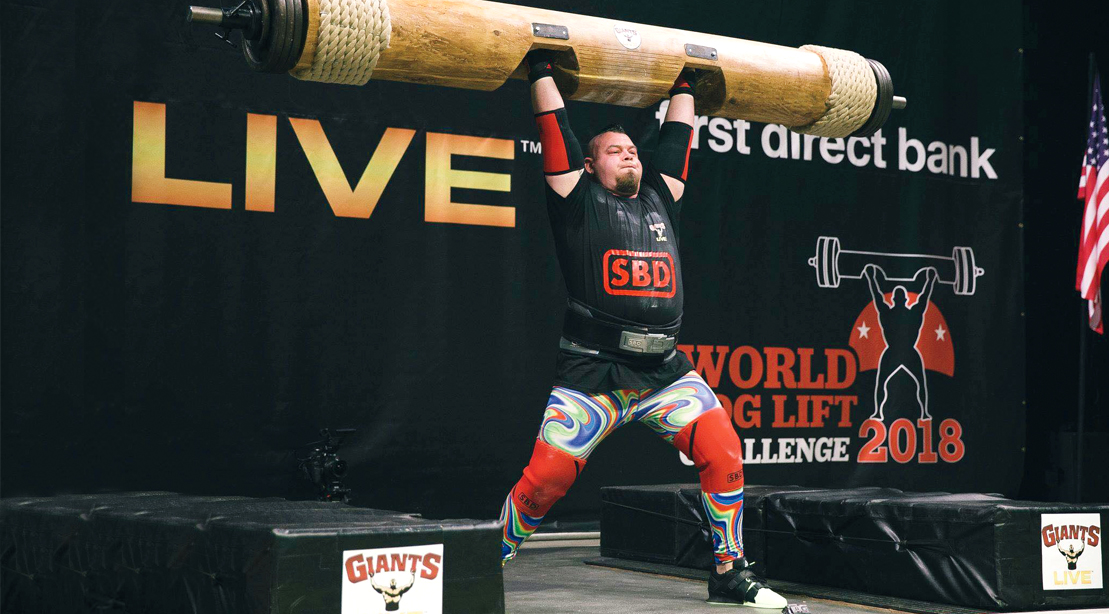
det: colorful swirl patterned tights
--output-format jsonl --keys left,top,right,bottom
{"left": 499, "top": 370, "right": 745, "bottom": 565}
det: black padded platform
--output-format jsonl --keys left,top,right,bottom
{"left": 601, "top": 484, "right": 1109, "bottom": 612}
{"left": 0, "top": 492, "right": 504, "bottom": 614}
{"left": 600, "top": 483, "right": 826, "bottom": 569}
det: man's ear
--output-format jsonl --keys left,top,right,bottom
{"left": 583, "top": 157, "right": 594, "bottom": 173}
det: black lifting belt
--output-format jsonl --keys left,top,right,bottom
{"left": 563, "top": 300, "right": 681, "bottom": 356}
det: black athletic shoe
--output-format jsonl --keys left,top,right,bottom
{"left": 707, "top": 560, "right": 788, "bottom": 608}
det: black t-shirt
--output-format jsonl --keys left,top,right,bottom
{"left": 547, "top": 166, "right": 695, "bottom": 393}
{"left": 547, "top": 166, "right": 684, "bottom": 324}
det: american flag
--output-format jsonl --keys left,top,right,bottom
{"left": 1077, "top": 70, "right": 1107, "bottom": 334}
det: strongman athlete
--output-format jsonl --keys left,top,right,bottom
{"left": 863, "top": 265, "right": 938, "bottom": 422}
{"left": 1058, "top": 543, "right": 1085, "bottom": 571}
{"left": 369, "top": 571, "right": 415, "bottom": 612}
{"left": 497, "top": 50, "right": 787, "bottom": 609}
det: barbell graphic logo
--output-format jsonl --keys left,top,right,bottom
{"left": 808, "top": 236, "right": 985, "bottom": 296}
{"left": 807, "top": 237, "right": 985, "bottom": 422}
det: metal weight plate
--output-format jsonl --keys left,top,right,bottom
{"left": 243, "top": 0, "right": 303, "bottom": 73}
{"left": 274, "top": 0, "right": 300, "bottom": 73}
{"left": 852, "top": 59, "right": 894, "bottom": 138}
{"left": 281, "top": 0, "right": 305, "bottom": 74}
{"left": 296, "top": 0, "right": 310, "bottom": 72}
{"left": 870, "top": 59, "right": 894, "bottom": 136}
{"left": 242, "top": 0, "right": 273, "bottom": 71}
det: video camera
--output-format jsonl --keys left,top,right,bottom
{"left": 297, "top": 427, "right": 355, "bottom": 503}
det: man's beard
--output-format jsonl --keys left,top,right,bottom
{"left": 614, "top": 171, "right": 639, "bottom": 196}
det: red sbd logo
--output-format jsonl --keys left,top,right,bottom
{"left": 603, "top": 250, "right": 676, "bottom": 298}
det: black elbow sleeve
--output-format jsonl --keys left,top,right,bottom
{"left": 654, "top": 121, "right": 694, "bottom": 183}
{"left": 535, "top": 108, "right": 584, "bottom": 175}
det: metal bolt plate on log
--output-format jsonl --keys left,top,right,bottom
{"left": 532, "top": 23, "right": 569, "bottom": 40}
{"left": 684, "top": 44, "right": 717, "bottom": 60}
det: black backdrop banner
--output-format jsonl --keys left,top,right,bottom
{"left": 1, "top": 0, "right": 1023, "bottom": 521}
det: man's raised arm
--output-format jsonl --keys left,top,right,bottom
{"left": 864, "top": 264, "right": 892, "bottom": 312}
{"left": 915, "top": 268, "right": 939, "bottom": 310}
{"left": 654, "top": 70, "right": 697, "bottom": 201}
{"left": 399, "top": 572, "right": 416, "bottom": 595}
{"left": 527, "top": 50, "right": 585, "bottom": 198}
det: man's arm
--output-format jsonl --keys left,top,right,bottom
{"left": 527, "top": 50, "right": 584, "bottom": 198}
{"left": 865, "top": 265, "right": 892, "bottom": 312}
{"left": 915, "top": 268, "right": 939, "bottom": 310}
{"left": 653, "top": 70, "right": 697, "bottom": 201}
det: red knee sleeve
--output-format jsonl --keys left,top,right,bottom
{"left": 513, "top": 439, "right": 584, "bottom": 516}
{"left": 673, "top": 407, "right": 744, "bottom": 493}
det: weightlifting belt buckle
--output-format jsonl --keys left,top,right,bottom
{"left": 619, "top": 331, "right": 675, "bottom": 354}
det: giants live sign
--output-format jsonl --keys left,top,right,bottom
{"left": 131, "top": 101, "right": 517, "bottom": 227}
{"left": 1041, "top": 514, "right": 1104, "bottom": 591}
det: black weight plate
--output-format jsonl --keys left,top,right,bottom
{"left": 242, "top": 0, "right": 273, "bottom": 71}
{"left": 243, "top": 0, "right": 298, "bottom": 73}
{"left": 276, "top": 0, "right": 304, "bottom": 73}
{"left": 852, "top": 58, "right": 894, "bottom": 137}
{"left": 271, "top": 0, "right": 295, "bottom": 73}
{"left": 289, "top": 0, "right": 310, "bottom": 72}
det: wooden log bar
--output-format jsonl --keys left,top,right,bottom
{"left": 188, "top": 0, "right": 902, "bottom": 135}
{"left": 333, "top": 0, "right": 830, "bottom": 127}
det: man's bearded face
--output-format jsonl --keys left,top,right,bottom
{"left": 587, "top": 132, "right": 641, "bottom": 196}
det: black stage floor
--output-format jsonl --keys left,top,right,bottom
{"left": 504, "top": 545, "right": 912, "bottom": 614}
{"left": 503, "top": 545, "right": 1109, "bottom": 614}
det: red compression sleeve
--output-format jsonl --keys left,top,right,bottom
{"left": 534, "top": 108, "right": 584, "bottom": 176}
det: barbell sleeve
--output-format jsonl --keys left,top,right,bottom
{"left": 186, "top": 6, "right": 224, "bottom": 25}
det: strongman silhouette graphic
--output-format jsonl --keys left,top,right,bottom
{"left": 369, "top": 570, "right": 416, "bottom": 611}
{"left": 863, "top": 264, "right": 939, "bottom": 421}
{"left": 1058, "top": 542, "right": 1086, "bottom": 570}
